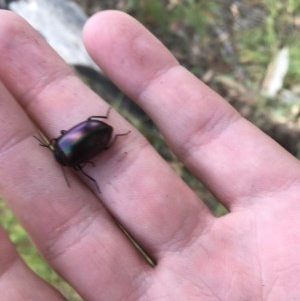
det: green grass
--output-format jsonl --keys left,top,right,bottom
{"left": 0, "top": 199, "right": 82, "bottom": 301}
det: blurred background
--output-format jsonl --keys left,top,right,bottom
{"left": 0, "top": 0, "right": 299, "bottom": 300}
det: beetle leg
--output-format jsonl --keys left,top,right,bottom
{"left": 88, "top": 106, "right": 112, "bottom": 121}
{"left": 60, "top": 165, "right": 71, "bottom": 188}
{"left": 75, "top": 165, "right": 100, "bottom": 193}
{"left": 106, "top": 130, "right": 131, "bottom": 149}
{"left": 81, "top": 160, "right": 95, "bottom": 168}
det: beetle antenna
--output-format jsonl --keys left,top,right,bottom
{"left": 33, "top": 132, "right": 55, "bottom": 151}
{"left": 33, "top": 135, "right": 49, "bottom": 147}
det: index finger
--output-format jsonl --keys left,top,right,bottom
{"left": 83, "top": 11, "right": 300, "bottom": 209}
{"left": 0, "top": 11, "right": 214, "bottom": 299}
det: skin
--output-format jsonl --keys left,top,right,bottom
{"left": 0, "top": 9, "right": 300, "bottom": 301}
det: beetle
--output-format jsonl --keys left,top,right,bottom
{"left": 34, "top": 107, "right": 130, "bottom": 192}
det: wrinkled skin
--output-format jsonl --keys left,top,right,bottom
{"left": 0, "top": 10, "right": 300, "bottom": 301}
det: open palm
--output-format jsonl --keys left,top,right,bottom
{"left": 0, "top": 10, "right": 300, "bottom": 301}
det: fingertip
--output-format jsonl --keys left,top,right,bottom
{"left": 83, "top": 10, "right": 133, "bottom": 37}
{"left": 83, "top": 10, "right": 134, "bottom": 54}
{"left": 0, "top": 10, "right": 29, "bottom": 52}
{"left": 83, "top": 10, "right": 177, "bottom": 99}
{"left": 0, "top": 9, "right": 25, "bottom": 27}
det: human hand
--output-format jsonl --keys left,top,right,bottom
{"left": 1, "top": 10, "right": 300, "bottom": 301}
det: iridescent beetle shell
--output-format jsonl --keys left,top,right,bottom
{"left": 34, "top": 107, "right": 129, "bottom": 192}
{"left": 54, "top": 119, "right": 113, "bottom": 166}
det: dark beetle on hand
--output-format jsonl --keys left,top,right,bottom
{"left": 34, "top": 107, "right": 130, "bottom": 192}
